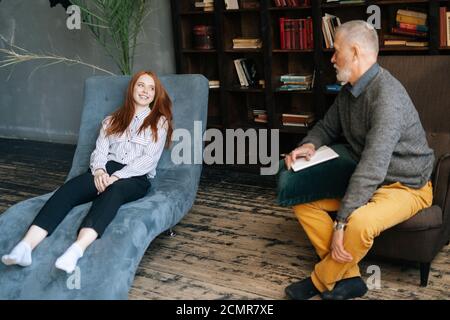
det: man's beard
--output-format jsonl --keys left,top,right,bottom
{"left": 334, "top": 62, "right": 352, "bottom": 84}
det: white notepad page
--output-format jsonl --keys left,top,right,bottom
{"left": 291, "top": 146, "right": 339, "bottom": 172}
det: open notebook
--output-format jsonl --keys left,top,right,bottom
{"left": 292, "top": 146, "right": 339, "bottom": 172}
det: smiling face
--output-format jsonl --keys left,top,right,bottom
{"left": 132, "top": 74, "right": 156, "bottom": 109}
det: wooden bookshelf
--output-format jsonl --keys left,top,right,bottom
{"left": 171, "top": 0, "right": 450, "bottom": 169}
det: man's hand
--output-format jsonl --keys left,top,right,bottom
{"left": 94, "top": 169, "right": 110, "bottom": 193}
{"left": 330, "top": 229, "right": 353, "bottom": 263}
{"left": 285, "top": 143, "right": 316, "bottom": 170}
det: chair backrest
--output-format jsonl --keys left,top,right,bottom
{"left": 67, "top": 74, "right": 209, "bottom": 180}
{"left": 378, "top": 56, "right": 450, "bottom": 162}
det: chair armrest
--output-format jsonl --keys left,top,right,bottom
{"left": 433, "top": 153, "right": 450, "bottom": 219}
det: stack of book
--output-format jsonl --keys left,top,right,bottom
{"left": 252, "top": 109, "right": 268, "bottom": 124}
{"left": 279, "top": 17, "right": 314, "bottom": 50}
{"left": 384, "top": 9, "right": 429, "bottom": 47}
{"left": 232, "top": 38, "right": 263, "bottom": 49}
{"left": 194, "top": 0, "right": 214, "bottom": 11}
{"left": 273, "top": 0, "right": 310, "bottom": 7}
{"left": 439, "top": 6, "right": 450, "bottom": 47}
{"left": 193, "top": 25, "right": 215, "bottom": 49}
{"left": 234, "top": 58, "right": 258, "bottom": 87}
{"left": 209, "top": 80, "right": 220, "bottom": 89}
{"left": 282, "top": 112, "right": 315, "bottom": 128}
{"left": 277, "top": 73, "right": 314, "bottom": 91}
{"left": 322, "top": 13, "right": 341, "bottom": 49}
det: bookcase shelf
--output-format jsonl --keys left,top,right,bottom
{"left": 268, "top": 6, "right": 312, "bottom": 11}
{"left": 224, "top": 49, "right": 263, "bottom": 53}
{"left": 224, "top": 8, "right": 260, "bottom": 12}
{"left": 227, "top": 86, "right": 265, "bottom": 92}
{"left": 171, "top": 0, "right": 450, "bottom": 169}
{"left": 272, "top": 49, "right": 314, "bottom": 53}
{"left": 180, "top": 11, "right": 215, "bottom": 15}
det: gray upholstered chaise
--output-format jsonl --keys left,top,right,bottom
{"left": 0, "top": 74, "right": 208, "bottom": 299}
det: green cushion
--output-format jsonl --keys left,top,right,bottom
{"left": 277, "top": 144, "right": 357, "bottom": 206}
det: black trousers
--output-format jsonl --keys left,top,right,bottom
{"left": 32, "top": 161, "right": 150, "bottom": 238}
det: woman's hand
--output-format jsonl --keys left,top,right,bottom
{"left": 285, "top": 143, "right": 316, "bottom": 170}
{"left": 94, "top": 169, "right": 110, "bottom": 193}
{"left": 107, "top": 175, "right": 119, "bottom": 186}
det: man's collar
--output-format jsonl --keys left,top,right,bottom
{"left": 346, "top": 62, "right": 380, "bottom": 98}
{"left": 135, "top": 107, "right": 151, "bottom": 121}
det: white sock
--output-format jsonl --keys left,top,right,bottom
{"left": 1, "top": 241, "right": 32, "bottom": 267}
{"left": 55, "top": 243, "right": 83, "bottom": 274}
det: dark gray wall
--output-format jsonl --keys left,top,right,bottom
{"left": 0, "top": 0, "right": 175, "bottom": 144}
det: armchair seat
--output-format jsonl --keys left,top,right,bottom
{"left": 392, "top": 206, "right": 442, "bottom": 232}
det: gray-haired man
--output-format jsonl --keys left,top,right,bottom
{"left": 284, "top": 20, "right": 434, "bottom": 300}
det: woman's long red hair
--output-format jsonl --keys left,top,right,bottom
{"left": 105, "top": 71, "right": 173, "bottom": 147}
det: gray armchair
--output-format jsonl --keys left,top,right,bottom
{"left": 369, "top": 56, "right": 450, "bottom": 286}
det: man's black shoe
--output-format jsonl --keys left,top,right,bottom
{"left": 321, "top": 277, "right": 368, "bottom": 300}
{"left": 285, "top": 277, "right": 321, "bottom": 300}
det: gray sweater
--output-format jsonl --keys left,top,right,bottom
{"left": 301, "top": 63, "right": 434, "bottom": 222}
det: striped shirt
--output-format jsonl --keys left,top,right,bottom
{"left": 90, "top": 108, "right": 168, "bottom": 179}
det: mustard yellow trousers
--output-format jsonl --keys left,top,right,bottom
{"left": 293, "top": 181, "right": 433, "bottom": 292}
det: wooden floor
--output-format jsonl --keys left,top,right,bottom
{"left": 0, "top": 138, "right": 449, "bottom": 300}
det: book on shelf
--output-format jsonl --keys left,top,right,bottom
{"left": 234, "top": 59, "right": 248, "bottom": 87}
{"left": 194, "top": 0, "right": 214, "bottom": 11}
{"left": 209, "top": 80, "right": 220, "bottom": 89}
{"left": 322, "top": 13, "right": 341, "bottom": 49}
{"left": 193, "top": 25, "right": 215, "bottom": 49}
{"left": 391, "top": 27, "right": 427, "bottom": 38}
{"left": 241, "top": 0, "right": 260, "bottom": 9}
{"left": 282, "top": 112, "right": 314, "bottom": 124}
{"left": 224, "top": 0, "right": 239, "bottom": 10}
{"left": 277, "top": 73, "right": 313, "bottom": 91}
{"left": 325, "top": 83, "right": 342, "bottom": 93}
{"left": 441, "top": 8, "right": 450, "bottom": 47}
{"left": 252, "top": 109, "right": 268, "bottom": 124}
{"left": 291, "top": 146, "right": 339, "bottom": 172}
{"left": 233, "top": 58, "right": 258, "bottom": 87}
{"left": 283, "top": 122, "right": 311, "bottom": 127}
{"left": 272, "top": 0, "right": 310, "bottom": 7}
{"left": 384, "top": 9, "right": 430, "bottom": 48}
{"left": 279, "top": 17, "right": 314, "bottom": 50}
{"left": 232, "top": 38, "right": 262, "bottom": 49}
{"left": 448, "top": 11, "right": 450, "bottom": 47}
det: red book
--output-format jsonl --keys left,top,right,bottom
{"left": 391, "top": 27, "right": 428, "bottom": 38}
{"left": 297, "top": 19, "right": 302, "bottom": 49}
{"left": 294, "top": 20, "right": 300, "bottom": 49}
{"left": 305, "top": 18, "right": 312, "bottom": 49}
{"left": 285, "top": 19, "right": 292, "bottom": 49}
{"left": 440, "top": 7, "right": 447, "bottom": 47}
{"left": 302, "top": 19, "right": 308, "bottom": 49}
{"left": 280, "top": 17, "right": 285, "bottom": 49}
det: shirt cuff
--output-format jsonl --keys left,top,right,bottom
{"left": 298, "top": 137, "right": 321, "bottom": 149}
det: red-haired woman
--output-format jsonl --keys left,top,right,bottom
{"left": 2, "top": 71, "right": 173, "bottom": 274}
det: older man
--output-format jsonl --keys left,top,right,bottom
{"left": 284, "top": 20, "right": 434, "bottom": 300}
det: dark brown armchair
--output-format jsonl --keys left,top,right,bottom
{"left": 369, "top": 56, "right": 450, "bottom": 286}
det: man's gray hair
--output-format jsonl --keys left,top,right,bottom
{"left": 336, "top": 20, "right": 379, "bottom": 55}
